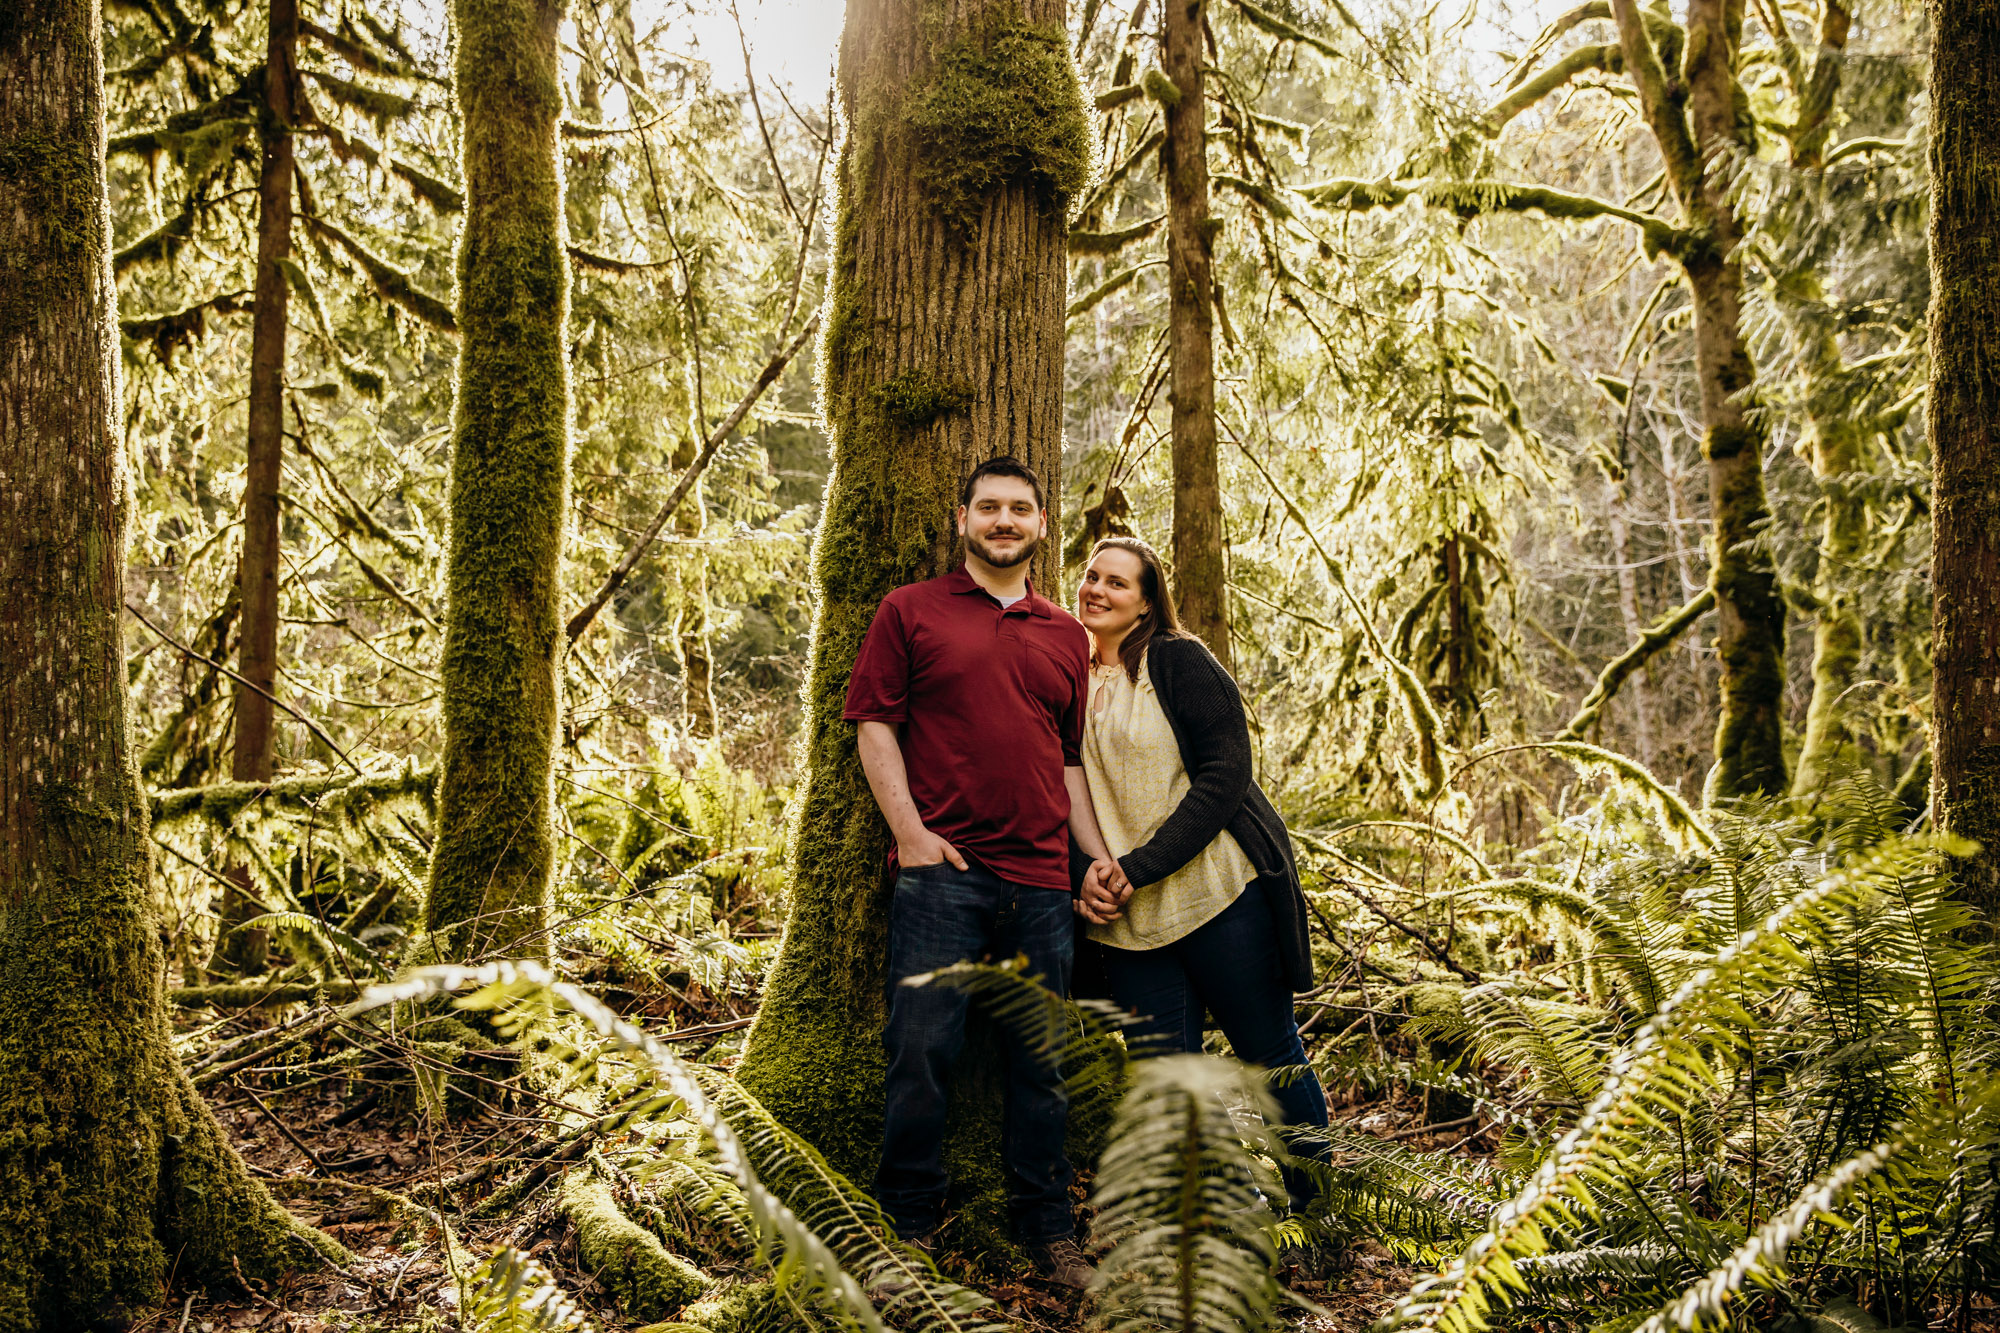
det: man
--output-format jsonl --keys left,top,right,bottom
{"left": 843, "top": 456, "right": 1113, "bottom": 1288}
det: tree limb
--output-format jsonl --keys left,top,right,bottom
{"left": 1609, "top": 0, "right": 1705, "bottom": 213}
{"left": 1482, "top": 43, "right": 1624, "bottom": 134}
{"left": 1303, "top": 177, "right": 1684, "bottom": 257}
{"left": 1557, "top": 585, "right": 1716, "bottom": 740}
{"left": 299, "top": 210, "right": 457, "bottom": 331}
{"left": 565, "top": 314, "right": 819, "bottom": 644}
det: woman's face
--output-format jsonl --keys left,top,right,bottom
{"left": 1078, "top": 547, "right": 1151, "bottom": 641}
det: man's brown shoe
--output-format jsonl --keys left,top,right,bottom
{"left": 1027, "top": 1237, "right": 1095, "bottom": 1292}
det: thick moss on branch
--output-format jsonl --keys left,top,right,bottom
{"left": 906, "top": 19, "right": 1096, "bottom": 230}
{"left": 150, "top": 765, "right": 436, "bottom": 830}
{"left": 562, "top": 1173, "right": 710, "bottom": 1319}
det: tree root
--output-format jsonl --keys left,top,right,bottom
{"left": 561, "top": 1171, "right": 711, "bottom": 1321}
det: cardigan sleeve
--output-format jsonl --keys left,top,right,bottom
{"left": 1116, "top": 636, "right": 1255, "bottom": 889}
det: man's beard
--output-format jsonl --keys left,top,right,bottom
{"left": 966, "top": 529, "right": 1041, "bottom": 569}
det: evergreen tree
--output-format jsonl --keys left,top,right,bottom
{"left": 1928, "top": 0, "right": 2000, "bottom": 923}
{"left": 425, "top": 0, "right": 573, "bottom": 957}
{"left": 737, "top": 0, "right": 1091, "bottom": 1185}
{"left": 0, "top": 0, "right": 341, "bottom": 1318}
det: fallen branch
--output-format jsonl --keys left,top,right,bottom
{"left": 172, "top": 980, "right": 365, "bottom": 1010}
{"left": 566, "top": 315, "right": 819, "bottom": 644}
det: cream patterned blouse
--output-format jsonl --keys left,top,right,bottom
{"left": 1082, "top": 648, "right": 1258, "bottom": 951}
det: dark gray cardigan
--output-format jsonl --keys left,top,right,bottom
{"left": 1080, "top": 633, "right": 1315, "bottom": 993}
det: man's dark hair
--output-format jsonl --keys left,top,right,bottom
{"left": 960, "top": 456, "right": 1046, "bottom": 511}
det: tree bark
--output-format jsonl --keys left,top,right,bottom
{"left": 426, "top": 0, "right": 572, "bottom": 958}
{"left": 737, "top": 0, "right": 1090, "bottom": 1200}
{"left": 1161, "top": 0, "right": 1230, "bottom": 669}
{"left": 1928, "top": 0, "right": 2000, "bottom": 924}
{"left": 0, "top": 2, "right": 342, "bottom": 1319}
{"left": 212, "top": 0, "right": 300, "bottom": 977}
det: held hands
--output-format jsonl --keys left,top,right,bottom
{"left": 1076, "top": 857, "right": 1133, "bottom": 924}
{"left": 898, "top": 827, "right": 968, "bottom": 872}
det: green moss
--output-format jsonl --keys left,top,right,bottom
{"left": 0, "top": 133, "right": 100, "bottom": 341}
{"left": 906, "top": 19, "right": 1096, "bottom": 230}
{"left": 562, "top": 1173, "right": 710, "bottom": 1320}
{"left": 666, "top": 1281, "right": 830, "bottom": 1333}
{"left": 428, "top": 0, "right": 572, "bottom": 959}
{"left": 870, "top": 370, "right": 974, "bottom": 431}
{"left": 1141, "top": 66, "right": 1182, "bottom": 109}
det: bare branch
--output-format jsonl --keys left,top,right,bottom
{"left": 566, "top": 315, "right": 821, "bottom": 645}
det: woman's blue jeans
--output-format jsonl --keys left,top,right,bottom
{"left": 875, "top": 860, "right": 1075, "bottom": 1243}
{"left": 1096, "top": 876, "right": 1330, "bottom": 1204}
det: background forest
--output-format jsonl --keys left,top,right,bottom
{"left": 2, "top": 0, "right": 1996, "bottom": 1329}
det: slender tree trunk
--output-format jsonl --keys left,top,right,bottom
{"left": 212, "top": 0, "right": 300, "bottom": 976}
{"left": 672, "top": 438, "right": 717, "bottom": 740}
{"left": 1792, "top": 321, "right": 1869, "bottom": 796}
{"left": 426, "top": 0, "right": 573, "bottom": 957}
{"left": 1928, "top": 0, "right": 2000, "bottom": 924}
{"left": 738, "top": 0, "right": 1090, "bottom": 1195}
{"left": 1605, "top": 486, "right": 1656, "bottom": 764}
{"left": 0, "top": 4, "right": 341, "bottom": 1319}
{"left": 1615, "top": 0, "right": 1787, "bottom": 798}
{"left": 1161, "top": 0, "right": 1230, "bottom": 669}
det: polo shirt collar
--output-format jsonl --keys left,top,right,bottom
{"left": 948, "top": 563, "right": 1052, "bottom": 617}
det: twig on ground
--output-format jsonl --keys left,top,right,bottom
{"left": 236, "top": 1079, "right": 333, "bottom": 1174}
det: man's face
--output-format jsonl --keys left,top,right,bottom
{"left": 958, "top": 475, "right": 1045, "bottom": 571}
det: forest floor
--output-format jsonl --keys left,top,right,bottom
{"left": 148, "top": 997, "right": 1431, "bottom": 1333}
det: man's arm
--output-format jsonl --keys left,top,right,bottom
{"left": 857, "top": 720, "right": 966, "bottom": 870}
{"left": 1065, "top": 766, "right": 1132, "bottom": 924}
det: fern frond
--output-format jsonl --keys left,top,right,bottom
{"left": 1090, "top": 1054, "right": 1284, "bottom": 1333}
{"left": 466, "top": 1247, "right": 593, "bottom": 1332}
{"left": 1374, "top": 836, "right": 1944, "bottom": 1333}
{"left": 238, "top": 910, "right": 389, "bottom": 978}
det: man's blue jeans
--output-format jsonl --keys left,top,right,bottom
{"left": 1096, "top": 876, "right": 1330, "bottom": 1205}
{"left": 875, "top": 860, "right": 1075, "bottom": 1243}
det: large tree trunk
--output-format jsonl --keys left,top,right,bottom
{"left": 0, "top": 3, "right": 341, "bottom": 1320}
{"left": 211, "top": 0, "right": 300, "bottom": 976}
{"left": 426, "top": 0, "right": 573, "bottom": 957}
{"left": 1161, "top": 0, "right": 1230, "bottom": 669}
{"left": 1613, "top": 0, "right": 1787, "bottom": 799}
{"left": 1928, "top": 0, "right": 2000, "bottom": 924}
{"left": 737, "top": 0, "right": 1090, "bottom": 1199}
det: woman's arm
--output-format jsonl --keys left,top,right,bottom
{"left": 1065, "top": 766, "right": 1131, "bottom": 922}
{"left": 1116, "top": 638, "right": 1254, "bottom": 889}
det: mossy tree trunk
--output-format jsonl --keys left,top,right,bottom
{"left": 737, "top": 0, "right": 1091, "bottom": 1193}
{"left": 1928, "top": 0, "right": 2000, "bottom": 925}
{"left": 0, "top": 3, "right": 342, "bottom": 1321}
{"left": 213, "top": 0, "right": 300, "bottom": 977}
{"left": 1161, "top": 0, "right": 1231, "bottom": 670}
{"left": 1791, "top": 300, "right": 1871, "bottom": 797}
{"left": 1611, "top": 0, "right": 1787, "bottom": 799}
{"left": 425, "top": 0, "right": 573, "bottom": 958}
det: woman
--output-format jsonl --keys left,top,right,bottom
{"left": 1072, "top": 536, "right": 1328, "bottom": 1205}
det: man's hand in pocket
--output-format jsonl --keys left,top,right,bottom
{"left": 898, "top": 828, "right": 968, "bottom": 871}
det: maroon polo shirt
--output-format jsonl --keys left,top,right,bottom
{"left": 843, "top": 565, "right": 1089, "bottom": 891}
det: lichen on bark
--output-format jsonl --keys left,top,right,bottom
{"left": 426, "top": 0, "right": 574, "bottom": 958}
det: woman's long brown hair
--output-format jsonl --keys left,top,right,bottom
{"left": 1086, "top": 536, "right": 1186, "bottom": 682}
